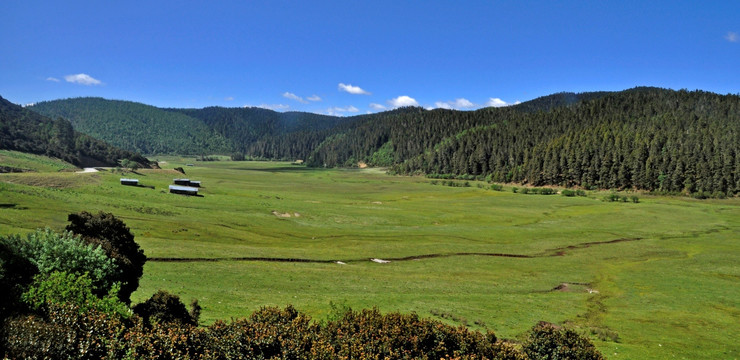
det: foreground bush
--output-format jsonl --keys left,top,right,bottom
{"left": 523, "top": 322, "right": 604, "bottom": 360}
{"left": 66, "top": 211, "right": 147, "bottom": 303}
{"left": 3, "top": 304, "right": 604, "bottom": 359}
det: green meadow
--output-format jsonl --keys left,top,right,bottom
{"left": 1, "top": 156, "right": 738, "bottom": 359}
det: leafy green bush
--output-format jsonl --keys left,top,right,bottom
{"left": 22, "top": 271, "right": 130, "bottom": 318}
{"left": 1, "top": 228, "right": 116, "bottom": 295}
{"left": 539, "top": 188, "right": 556, "bottom": 195}
{"left": 522, "top": 322, "right": 604, "bottom": 360}
{"left": 561, "top": 189, "right": 576, "bottom": 197}
{"left": 66, "top": 211, "right": 146, "bottom": 303}
{"left": 491, "top": 184, "right": 504, "bottom": 191}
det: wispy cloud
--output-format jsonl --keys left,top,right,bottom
{"left": 369, "top": 103, "right": 387, "bottom": 111}
{"left": 245, "top": 104, "right": 290, "bottom": 111}
{"left": 64, "top": 73, "right": 102, "bottom": 85}
{"left": 283, "top": 92, "right": 308, "bottom": 104}
{"left": 434, "top": 98, "right": 475, "bottom": 110}
{"left": 327, "top": 105, "right": 359, "bottom": 116}
{"left": 307, "top": 95, "right": 322, "bottom": 102}
{"left": 46, "top": 77, "right": 60, "bottom": 82}
{"left": 388, "top": 95, "right": 418, "bottom": 108}
{"left": 338, "top": 83, "right": 371, "bottom": 95}
{"left": 485, "top": 98, "right": 509, "bottom": 107}
{"left": 225, "top": 96, "right": 234, "bottom": 101}
{"left": 726, "top": 31, "right": 738, "bottom": 42}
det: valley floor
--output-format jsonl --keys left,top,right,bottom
{"left": 1, "top": 157, "right": 738, "bottom": 359}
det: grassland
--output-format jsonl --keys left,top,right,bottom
{"left": 1, "top": 156, "right": 738, "bottom": 359}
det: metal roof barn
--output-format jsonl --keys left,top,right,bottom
{"left": 173, "top": 178, "right": 191, "bottom": 185}
{"left": 169, "top": 185, "right": 199, "bottom": 195}
{"left": 120, "top": 178, "right": 139, "bottom": 186}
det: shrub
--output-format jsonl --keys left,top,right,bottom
{"left": 561, "top": 189, "right": 576, "bottom": 197}
{"left": 630, "top": 195, "right": 640, "bottom": 203}
{"left": 512, "top": 187, "right": 518, "bottom": 193}
{"left": 491, "top": 184, "right": 504, "bottom": 191}
{"left": 133, "top": 290, "right": 198, "bottom": 326}
{"left": 2, "top": 302, "right": 127, "bottom": 360}
{"left": 1, "top": 228, "right": 117, "bottom": 295}
{"left": 66, "top": 211, "right": 146, "bottom": 303}
{"left": 22, "top": 271, "right": 130, "bottom": 318}
{"left": 539, "top": 188, "right": 556, "bottom": 195}
{"left": 0, "top": 239, "right": 37, "bottom": 318}
{"left": 522, "top": 322, "right": 604, "bottom": 360}
{"left": 576, "top": 189, "right": 587, "bottom": 197}
{"left": 520, "top": 188, "right": 530, "bottom": 194}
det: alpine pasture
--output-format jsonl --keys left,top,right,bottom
{"left": 0, "top": 156, "right": 738, "bottom": 359}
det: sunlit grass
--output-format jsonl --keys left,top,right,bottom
{"left": 1, "top": 156, "right": 738, "bottom": 359}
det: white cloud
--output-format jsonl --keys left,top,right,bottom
{"left": 453, "top": 98, "right": 474, "bottom": 108}
{"left": 485, "top": 97, "right": 509, "bottom": 107}
{"left": 369, "top": 103, "right": 387, "bottom": 111}
{"left": 388, "top": 95, "right": 419, "bottom": 108}
{"left": 726, "top": 31, "right": 738, "bottom": 42}
{"left": 338, "top": 83, "right": 371, "bottom": 95}
{"left": 327, "top": 105, "right": 360, "bottom": 115}
{"left": 46, "top": 77, "right": 60, "bottom": 82}
{"left": 225, "top": 96, "right": 234, "bottom": 101}
{"left": 433, "top": 98, "right": 475, "bottom": 110}
{"left": 245, "top": 104, "right": 290, "bottom": 111}
{"left": 283, "top": 92, "right": 308, "bottom": 104}
{"left": 307, "top": 95, "right": 322, "bottom": 102}
{"left": 64, "top": 73, "right": 102, "bottom": 85}
{"left": 434, "top": 101, "right": 453, "bottom": 110}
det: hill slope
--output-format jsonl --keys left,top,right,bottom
{"left": 30, "top": 98, "right": 231, "bottom": 155}
{"left": 0, "top": 96, "right": 149, "bottom": 167}
{"left": 30, "top": 98, "right": 356, "bottom": 156}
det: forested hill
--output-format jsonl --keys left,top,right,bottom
{"left": 396, "top": 89, "right": 740, "bottom": 194}
{"left": 30, "top": 98, "right": 357, "bottom": 156}
{"left": 23, "top": 88, "right": 740, "bottom": 194}
{"left": 0, "top": 96, "right": 149, "bottom": 168}
{"left": 300, "top": 88, "right": 739, "bottom": 194}
{"left": 167, "top": 107, "right": 349, "bottom": 153}
{"left": 30, "top": 98, "right": 231, "bottom": 155}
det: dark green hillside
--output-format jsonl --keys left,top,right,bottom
{"left": 170, "top": 107, "right": 349, "bottom": 154}
{"left": 0, "top": 96, "right": 148, "bottom": 167}
{"left": 30, "top": 98, "right": 230, "bottom": 155}
{"left": 397, "top": 89, "right": 740, "bottom": 194}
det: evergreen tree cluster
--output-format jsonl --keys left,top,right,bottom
{"left": 396, "top": 89, "right": 739, "bottom": 194}
{"left": 0, "top": 96, "right": 148, "bottom": 167}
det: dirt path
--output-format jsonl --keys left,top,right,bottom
{"left": 76, "top": 167, "right": 100, "bottom": 173}
{"left": 148, "top": 237, "right": 644, "bottom": 264}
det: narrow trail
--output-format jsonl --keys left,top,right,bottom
{"left": 148, "top": 237, "right": 643, "bottom": 264}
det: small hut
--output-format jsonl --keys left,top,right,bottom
{"left": 169, "top": 185, "right": 199, "bottom": 196}
{"left": 120, "top": 178, "right": 139, "bottom": 186}
{"left": 173, "top": 178, "right": 191, "bottom": 186}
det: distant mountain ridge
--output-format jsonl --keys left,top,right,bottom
{"left": 0, "top": 96, "right": 148, "bottom": 168}
{"left": 24, "top": 88, "right": 740, "bottom": 194}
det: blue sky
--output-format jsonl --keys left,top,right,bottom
{"left": 1, "top": 1, "right": 738, "bottom": 114}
